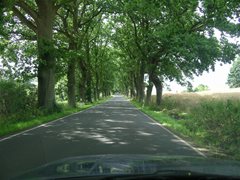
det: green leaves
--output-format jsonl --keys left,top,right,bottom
{"left": 1, "top": 0, "right": 239, "bottom": 105}
{"left": 227, "top": 57, "right": 240, "bottom": 88}
{"left": 0, "top": 80, "right": 37, "bottom": 122}
{"left": 191, "top": 99, "right": 240, "bottom": 155}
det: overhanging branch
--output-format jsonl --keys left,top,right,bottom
{"left": 12, "top": 6, "right": 37, "bottom": 33}
{"left": 79, "top": 7, "right": 103, "bottom": 27}
{"left": 128, "top": 14, "right": 147, "bottom": 59}
{"left": 15, "top": 1, "right": 38, "bottom": 21}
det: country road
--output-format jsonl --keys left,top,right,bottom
{"left": 0, "top": 95, "right": 203, "bottom": 179}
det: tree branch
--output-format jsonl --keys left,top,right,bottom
{"left": 55, "top": 0, "right": 75, "bottom": 10}
{"left": 8, "top": 30, "right": 37, "bottom": 41}
{"left": 190, "top": 20, "right": 206, "bottom": 32}
{"left": 12, "top": 6, "right": 37, "bottom": 33}
{"left": 15, "top": 1, "right": 38, "bottom": 21}
{"left": 54, "top": 27, "right": 71, "bottom": 39}
{"left": 79, "top": 7, "right": 103, "bottom": 27}
{"left": 56, "top": 9, "right": 72, "bottom": 38}
{"left": 128, "top": 14, "right": 147, "bottom": 59}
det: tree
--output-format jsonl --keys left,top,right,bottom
{"left": 113, "top": 0, "right": 239, "bottom": 106}
{"left": 111, "top": 5, "right": 147, "bottom": 103}
{"left": 227, "top": 57, "right": 240, "bottom": 88}
{"left": 194, "top": 84, "right": 209, "bottom": 92}
{"left": 186, "top": 82, "right": 194, "bottom": 92}
{"left": 1, "top": 1, "right": 58, "bottom": 111}
{"left": 17, "top": 1, "right": 58, "bottom": 111}
{"left": 0, "top": 20, "right": 37, "bottom": 81}
{"left": 1, "top": 0, "right": 116, "bottom": 116}
{"left": 1, "top": 0, "right": 239, "bottom": 113}
{"left": 55, "top": 0, "right": 104, "bottom": 106}
{"left": 1, "top": 0, "right": 81, "bottom": 112}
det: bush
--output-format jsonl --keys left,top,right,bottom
{"left": 194, "top": 84, "right": 209, "bottom": 92}
{"left": 150, "top": 93, "right": 240, "bottom": 159}
{"left": 0, "top": 80, "right": 37, "bottom": 123}
{"left": 189, "top": 99, "right": 240, "bottom": 155}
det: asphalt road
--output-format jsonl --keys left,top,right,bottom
{"left": 0, "top": 95, "right": 203, "bottom": 179}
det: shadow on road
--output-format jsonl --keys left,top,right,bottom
{"left": 0, "top": 96, "right": 201, "bottom": 179}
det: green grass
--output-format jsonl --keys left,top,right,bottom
{"left": 157, "top": 93, "right": 240, "bottom": 160}
{"left": 131, "top": 100, "right": 235, "bottom": 160}
{"left": 131, "top": 100, "right": 194, "bottom": 138}
{"left": 0, "top": 97, "right": 110, "bottom": 138}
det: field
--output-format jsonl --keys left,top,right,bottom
{"left": 143, "top": 89, "right": 240, "bottom": 160}
{"left": 159, "top": 89, "right": 240, "bottom": 113}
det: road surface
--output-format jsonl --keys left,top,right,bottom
{"left": 0, "top": 95, "right": 203, "bottom": 179}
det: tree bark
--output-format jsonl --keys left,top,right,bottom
{"left": 151, "top": 74, "right": 163, "bottom": 106}
{"left": 133, "top": 74, "right": 139, "bottom": 99}
{"left": 85, "top": 73, "right": 92, "bottom": 103}
{"left": 79, "top": 60, "right": 87, "bottom": 102}
{"left": 67, "top": 42, "right": 76, "bottom": 107}
{"left": 138, "top": 60, "right": 145, "bottom": 103}
{"left": 85, "top": 36, "right": 92, "bottom": 103}
{"left": 129, "top": 74, "right": 136, "bottom": 98}
{"left": 130, "top": 88, "right": 135, "bottom": 98}
{"left": 145, "top": 81, "right": 153, "bottom": 105}
{"left": 125, "top": 84, "right": 129, "bottom": 97}
{"left": 36, "top": 1, "right": 57, "bottom": 111}
{"left": 95, "top": 71, "right": 100, "bottom": 100}
{"left": 79, "top": 80, "right": 86, "bottom": 102}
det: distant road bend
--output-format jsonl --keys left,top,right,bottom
{"left": 0, "top": 95, "right": 204, "bottom": 179}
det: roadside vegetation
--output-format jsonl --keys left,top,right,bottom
{"left": 133, "top": 92, "right": 240, "bottom": 160}
{"left": 0, "top": 0, "right": 239, "bottom": 161}
{"left": 0, "top": 80, "right": 110, "bottom": 137}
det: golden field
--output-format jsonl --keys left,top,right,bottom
{"left": 149, "top": 89, "right": 240, "bottom": 159}
{"left": 151, "top": 88, "right": 240, "bottom": 113}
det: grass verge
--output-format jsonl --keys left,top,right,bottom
{"left": 131, "top": 100, "right": 231, "bottom": 159}
{"left": 0, "top": 97, "right": 110, "bottom": 138}
{"left": 131, "top": 100, "right": 194, "bottom": 138}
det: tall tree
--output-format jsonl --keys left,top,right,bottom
{"left": 227, "top": 57, "right": 240, "bottom": 88}
{"left": 113, "top": 0, "right": 239, "bottom": 105}
{"left": 2, "top": 0, "right": 64, "bottom": 111}
{"left": 55, "top": 0, "right": 104, "bottom": 105}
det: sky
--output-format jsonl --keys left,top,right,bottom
{"left": 162, "top": 29, "right": 239, "bottom": 93}
{"left": 165, "top": 62, "right": 232, "bottom": 93}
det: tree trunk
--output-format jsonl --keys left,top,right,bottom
{"left": 93, "top": 87, "right": 97, "bottom": 102}
{"left": 130, "top": 88, "right": 135, "bottom": 98}
{"left": 133, "top": 75, "right": 139, "bottom": 99}
{"left": 125, "top": 84, "right": 129, "bottom": 97}
{"left": 151, "top": 74, "right": 163, "bottom": 106}
{"left": 103, "top": 90, "right": 107, "bottom": 97}
{"left": 79, "top": 80, "right": 86, "bottom": 102}
{"left": 145, "top": 82, "right": 153, "bottom": 105}
{"left": 36, "top": 1, "right": 56, "bottom": 112}
{"left": 79, "top": 60, "right": 87, "bottom": 102}
{"left": 85, "top": 36, "right": 92, "bottom": 103}
{"left": 86, "top": 73, "right": 92, "bottom": 103}
{"left": 67, "top": 42, "right": 76, "bottom": 107}
{"left": 138, "top": 60, "right": 145, "bottom": 103}
{"left": 96, "top": 71, "right": 100, "bottom": 100}
{"left": 130, "top": 74, "right": 136, "bottom": 98}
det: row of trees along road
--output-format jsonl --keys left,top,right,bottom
{"left": 0, "top": 0, "right": 239, "bottom": 112}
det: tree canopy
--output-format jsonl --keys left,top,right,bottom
{"left": 0, "top": 0, "right": 239, "bottom": 112}
{"left": 194, "top": 84, "right": 209, "bottom": 92}
{"left": 227, "top": 57, "right": 240, "bottom": 88}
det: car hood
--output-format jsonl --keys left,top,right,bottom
{"left": 15, "top": 154, "right": 240, "bottom": 179}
